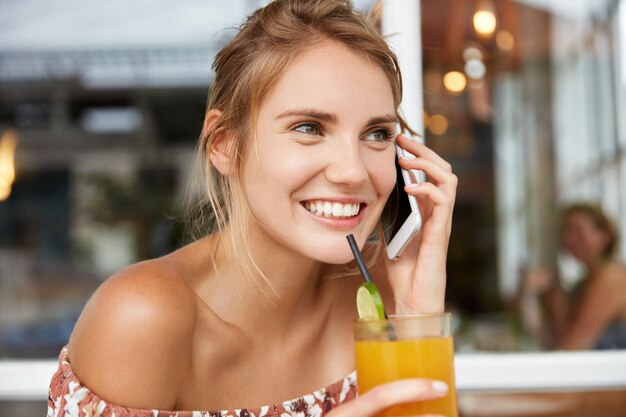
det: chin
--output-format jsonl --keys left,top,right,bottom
{"left": 306, "top": 239, "right": 381, "bottom": 265}
{"left": 288, "top": 226, "right": 380, "bottom": 265}
{"left": 310, "top": 249, "right": 358, "bottom": 265}
{"left": 566, "top": 249, "right": 584, "bottom": 261}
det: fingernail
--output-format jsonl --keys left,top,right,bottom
{"left": 432, "top": 381, "right": 448, "bottom": 392}
{"left": 405, "top": 183, "right": 420, "bottom": 188}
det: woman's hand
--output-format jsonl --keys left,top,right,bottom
{"left": 520, "top": 268, "right": 555, "bottom": 295}
{"left": 326, "top": 378, "right": 449, "bottom": 417}
{"left": 384, "top": 134, "right": 457, "bottom": 315}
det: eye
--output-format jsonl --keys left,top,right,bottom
{"left": 364, "top": 128, "right": 395, "bottom": 142}
{"left": 294, "top": 122, "right": 322, "bottom": 136}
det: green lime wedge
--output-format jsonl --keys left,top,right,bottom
{"left": 356, "top": 281, "right": 386, "bottom": 320}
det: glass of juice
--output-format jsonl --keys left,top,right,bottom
{"left": 354, "top": 313, "right": 458, "bottom": 417}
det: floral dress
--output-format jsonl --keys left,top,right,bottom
{"left": 48, "top": 346, "right": 358, "bottom": 417}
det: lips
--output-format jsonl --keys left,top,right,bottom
{"left": 301, "top": 200, "right": 363, "bottom": 218}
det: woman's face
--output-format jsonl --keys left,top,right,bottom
{"left": 240, "top": 40, "right": 397, "bottom": 264}
{"left": 561, "top": 211, "right": 610, "bottom": 262}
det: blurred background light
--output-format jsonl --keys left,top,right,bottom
{"left": 0, "top": 129, "right": 18, "bottom": 202}
{"left": 443, "top": 70, "right": 467, "bottom": 94}
{"left": 463, "top": 46, "right": 484, "bottom": 62}
{"left": 428, "top": 114, "right": 449, "bottom": 135}
{"left": 0, "top": 178, "right": 11, "bottom": 201}
{"left": 496, "top": 30, "right": 515, "bottom": 51}
{"left": 473, "top": 8, "right": 497, "bottom": 36}
{"left": 465, "top": 58, "right": 487, "bottom": 80}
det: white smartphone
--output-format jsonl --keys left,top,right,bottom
{"left": 385, "top": 138, "right": 422, "bottom": 260}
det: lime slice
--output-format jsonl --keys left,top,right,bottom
{"left": 356, "top": 282, "right": 386, "bottom": 320}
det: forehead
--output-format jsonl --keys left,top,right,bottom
{"left": 259, "top": 41, "right": 395, "bottom": 120}
{"left": 563, "top": 211, "right": 598, "bottom": 229}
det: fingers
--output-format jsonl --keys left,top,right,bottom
{"left": 405, "top": 182, "right": 450, "bottom": 207}
{"left": 400, "top": 146, "right": 456, "bottom": 239}
{"left": 400, "top": 157, "right": 457, "bottom": 190}
{"left": 523, "top": 269, "right": 555, "bottom": 293}
{"left": 397, "top": 134, "right": 452, "bottom": 172}
{"left": 404, "top": 170, "right": 456, "bottom": 219}
{"left": 326, "top": 379, "right": 448, "bottom": 417}
{"left": 396, "top": 135, "right": 457, "bottom": 192}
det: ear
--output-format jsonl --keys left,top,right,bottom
{"left": 204, "top": 109, "right": 234, "bottom": 176}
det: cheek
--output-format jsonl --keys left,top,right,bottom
{"left": 243, "top": 144, "right": 317, "bottom": 202}
{"left": 380, "top": 169, "right": 397, "bottom": 198}
{"left": 561, "top": 238, "right": 578, "bottom": 255}
{"left": 560, "top": 230, "right": 574, "bottom": 245}
{"left": 367, "top": 151, "right": 397, "bottom": 196}
{"left": 588, "top": 230, "right": 609, "bottom": 251}
{"left": 264, "top": 147, "right": 322, "bottom": 192}
{"left": 561, "top": 230, "right": 583, "bottom": 250}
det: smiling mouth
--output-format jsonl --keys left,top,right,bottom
{"left": 302, "top": 200, "right": 363, "bottom": 218}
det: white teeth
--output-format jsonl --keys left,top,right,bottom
{"left": 323, "top": 201, "right": 332, "bottom": 216}
{"left": 303, "top": 200, "right": 361, "bottom": 218}
{"left": 332, "top": 203, "right": 342, "bottom": 217}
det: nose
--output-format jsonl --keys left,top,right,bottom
{"left": 324, "top": 141, "right": 369, "bottom": 187}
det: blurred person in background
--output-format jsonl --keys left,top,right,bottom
{"left": 46, "top": 0, "right": 457, "bottom": 416}
{"left": 519, "top": 203, "right": 626, "bottom": 350}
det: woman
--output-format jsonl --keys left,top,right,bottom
{"left": 521, "top": 203, "right": 626, "bottom": 350}
{"left": 48, "top": 1, "right": 457, "bottom": 415}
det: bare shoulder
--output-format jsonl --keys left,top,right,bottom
{"left": 68, "top": 258, "right": 197, "bottom": 410}
{"left": 597, "top": 261, "right": 626, "bottom": 292}
{"left": 598, "top": 261, "right": 626, "bottom": 284}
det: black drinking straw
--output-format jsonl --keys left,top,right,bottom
{"left": 346, "top": 234, "right": 373, "bottom": 283}
{"left": 346, "top": 234, "right": 389, "bottom": 320}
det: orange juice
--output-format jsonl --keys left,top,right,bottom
{"left": 355, "top": 336, "right": 458, "bottom": 417}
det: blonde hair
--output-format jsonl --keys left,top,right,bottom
{"left": 187, "top": 0, "right": 409, "bottom": 300}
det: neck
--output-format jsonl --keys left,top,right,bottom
{"left": 205, "top": 222, "right": 334, "bottom": 339}
{"left": 585, "top": 256, "right": 608, "bottom": 276}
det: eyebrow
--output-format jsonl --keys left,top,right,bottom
{"left": 367, "top": 114, "right": 400, "bottom": 126}
{"left": 275, "top": 108, "right": 399, "bottom": 127}
{"left": 275, "top": 108, "right": 337, "bottom": 123}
